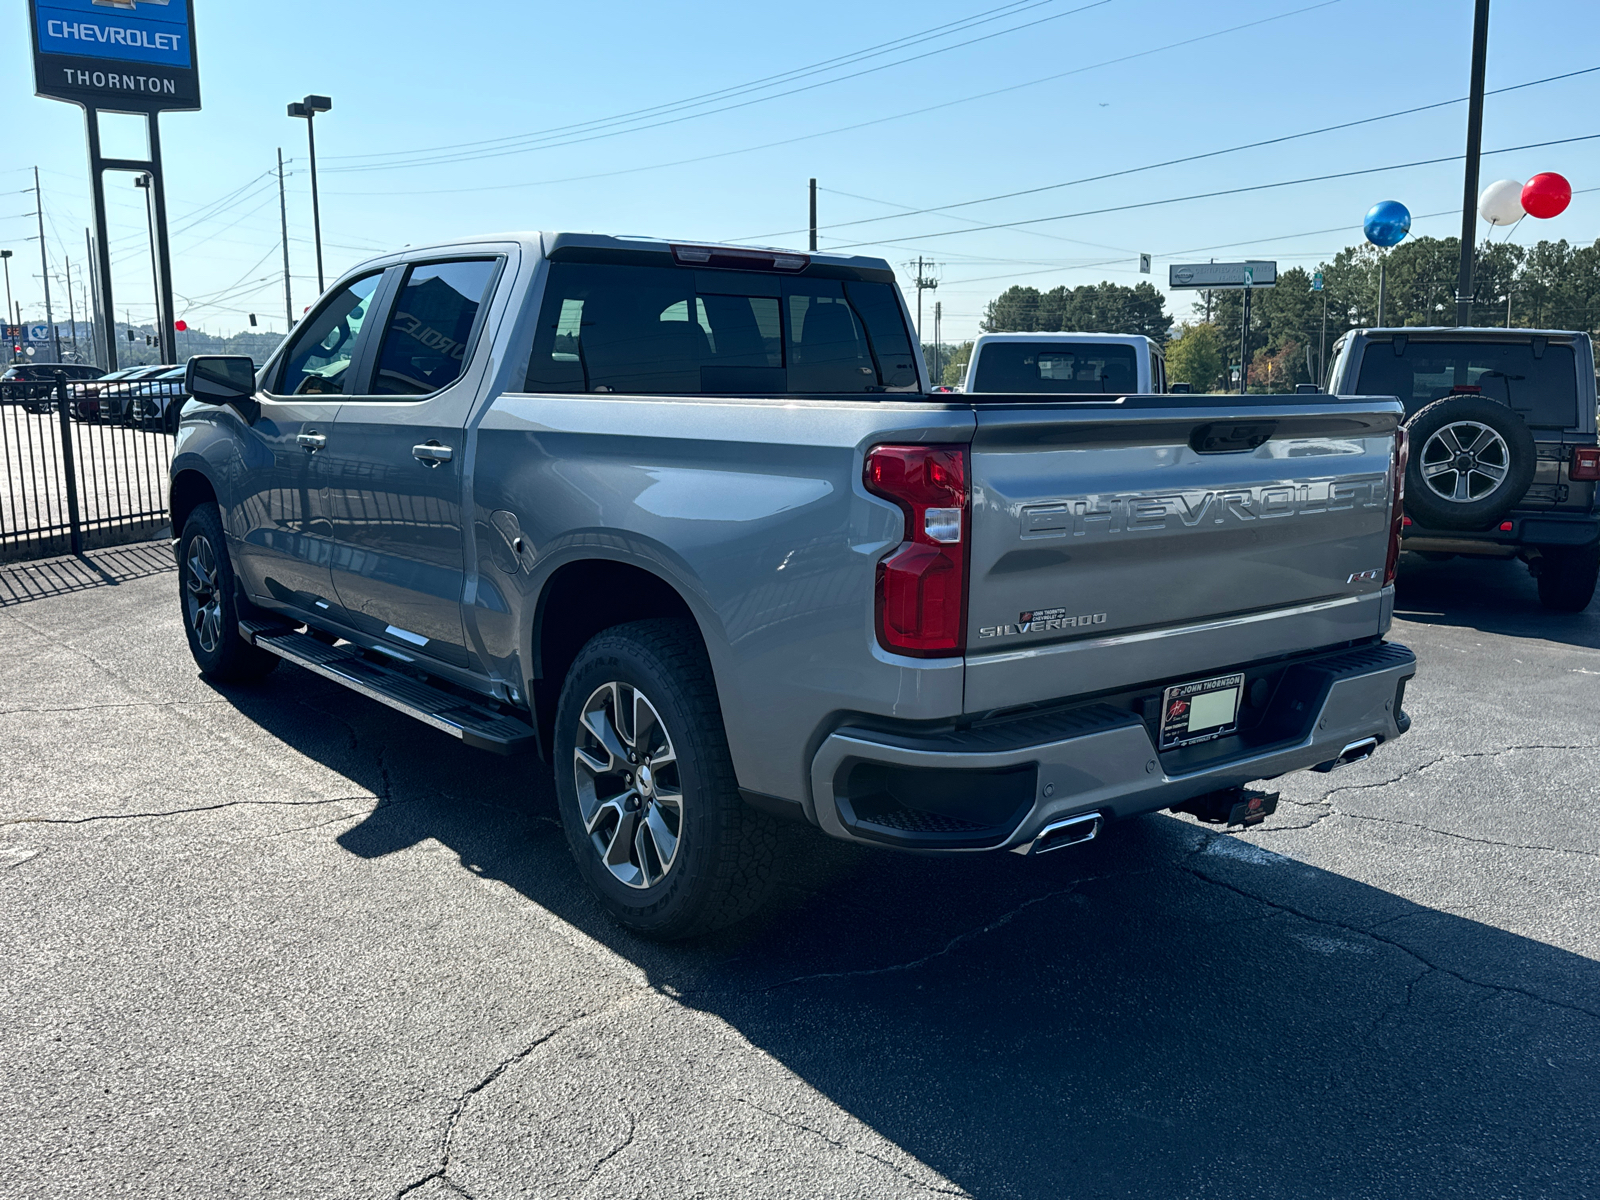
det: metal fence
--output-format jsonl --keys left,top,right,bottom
{"left": 0, "top": 374, "right": 184, "bottom": 563}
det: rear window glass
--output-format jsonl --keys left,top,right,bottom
{"left": 523, "top": 261, "right": 918, "bottom": 395}
{"left": 1353, "top": 339, "right": 1578, "bottom": 428}
{"left": 971, "top": 342, "right": 1139, "bottom": 394}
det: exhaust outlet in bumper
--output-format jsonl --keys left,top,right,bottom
{"left": 1023, "top": 811, "right": 1103, "bottom": 856}
{"left": 1312, "top": 736, "right": 1379, "bottom": 773}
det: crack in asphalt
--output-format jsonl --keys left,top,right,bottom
{"left": 763, "top": 870, "right": 1151, "bottom": 991}
{"left": 0, "top": 794, "right": 376, "bottom": 829}
{"left": 732, "top": 1096, "right": 970, "bottom": 1196}
{"left": 1339, "top": 809, "right": 1600, "bottom": 860}
{"left": 392, "top": 994, "right": 648, "bottom": 1200}
{"left": 1180, "top": 857, "right": 1600, "bottom": 1023}
{"left": 0, "top": 698, "right": 233, "bottom": 716}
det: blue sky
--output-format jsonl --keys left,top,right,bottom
{"left": 3, "top": 0, "right": 1598, "bottom": 343}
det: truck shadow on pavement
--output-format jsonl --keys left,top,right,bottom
{"left": 1395, "top": 553, "right": 1600, "bottom": 649}
{"left": 211, "top": 671, "right": 1600, "bottom": 1200}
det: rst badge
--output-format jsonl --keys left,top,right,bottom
{"left": 978, "top": 608, "right": 1108, "bottom": 639}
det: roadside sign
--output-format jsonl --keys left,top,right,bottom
{"left": 2, "top": 325, "right": 20, "bottom": 339}
{"left": 1312, "top": 271, "right": 1324, "bottom": 292}
{"left": 26, "top": 324, "right": 51, "bottom": 343}
{"left": 1169, "top": 261, "right": 1277, "bottom": 289}
{"left": 1139, "top": 253, "right": 1152, "bottom": 274}
{"left": 29, "top": 0, "right": 201, "bottom": 113}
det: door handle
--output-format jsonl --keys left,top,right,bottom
{"left": 297, "top": 431, "right": 326, "bottom": 451}
{"left": 413, "top": 441, "right": 453, "bottom": 466}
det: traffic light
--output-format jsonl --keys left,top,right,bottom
{"left": 126, "top": 329, "right": 135, "bottom": 342}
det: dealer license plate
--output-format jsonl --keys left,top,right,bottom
{"left": 1160, "top": 672, "right": 1245, "bottom": 750}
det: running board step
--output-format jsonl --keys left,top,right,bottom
{"left": 239, "top": 619, "right": 535, "bottom": 755}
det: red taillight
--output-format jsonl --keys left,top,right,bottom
{"left": 1385, "top": 426, "right": 1408, "bottom": 586}
{"left": 1571, "top": 446, "right": 1600, "bottom": 482}
{"left": 864, "top": 444, "right": 968, "bottom": 657}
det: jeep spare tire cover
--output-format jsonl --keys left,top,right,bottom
{"left": 1403, "top": 393, "right": 1536, "bottom": 530}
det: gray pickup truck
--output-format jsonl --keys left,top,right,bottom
{"left": 171, "top": 233, "right": 1416, "bottom": 938}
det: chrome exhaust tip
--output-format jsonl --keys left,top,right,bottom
{"left": 1312, "top": 736, "right": 1380, "bottom": 773}
{"left": 1028, "top": 812, "right": 1103, "bottom": 856}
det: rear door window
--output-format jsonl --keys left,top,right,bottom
{"left": 370, "top": 259, "right": 499, "bottom": 396}
{"left": 970, "top": 341, "right": 1140, "bottom": 395}
{"left": 523, "top": 260, "right": 917, "bottom": 395}
{"left": 1354, "top": 339, "right": 1579, "bottom": 428}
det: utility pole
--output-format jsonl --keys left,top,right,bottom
{"left": 1377, "top": 257, "right": 1387, "bottom": 328}
{"left": 1239, "top": 278, "right": 1253, "bottom": 395}
{"left": 85, "top": 228, "right": 106, "bottom": 370}
{"left": 933, "top": 300, "right": 942, "bottom": 385}
{"left": 34, "top": 168, "right": 60, "bottom": 363}
{"left": 64, "top": 258, "right": 78, "bottom": 361}
{"left": 1455, "top": 0, "right": 1490, "bottom": 327}
{"left": 911, "top": 255, "right": 939, "bottom": 343}
{"left": 278, "top": 148, "right": 294, "bottom": 329}
{"left": 808, "top": 178, "right": 817, "bottom": 253}
{"left": 0, "top": 250, "right": 13, "bottom": 364}
{"left": 1320, "top": 291, "right": 1328, "bottom": 385}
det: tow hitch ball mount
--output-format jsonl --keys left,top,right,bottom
{"left": 1170, "top": 786, "right": 1281, "bottom": 828}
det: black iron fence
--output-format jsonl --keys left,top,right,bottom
{"left": 0, "top": 374, "right": 184, "bottom": 562}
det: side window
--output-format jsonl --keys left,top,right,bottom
{"left": 370, "top": 259, "right": 499, "bottom": 396}
{"left": 275, "top": 273, "right": 382, "bottom": 396}
{"left": 786, "top": 283, "right": 874, "bottom": 393}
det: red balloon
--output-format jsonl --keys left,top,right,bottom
{"left": 174, "top": 319, "right": 188, "bottom": 332}
{"left": 1521, "top": 172, "right": 1572, "bottom": 219}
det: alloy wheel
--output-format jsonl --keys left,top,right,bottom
{"left": 573, "top": 681, "right": 683, "bottom": 889}
{"left": 185, "top": 535, "right": 224, "bottom": 654}
{"left": 1418, "top": 420, "right": 1511, "bottom": 504}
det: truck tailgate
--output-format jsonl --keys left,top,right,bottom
{"left": 964, "top": 396, "right": 1403, "bottom": 713}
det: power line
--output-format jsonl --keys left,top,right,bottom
{"left": 325, "top": 0, "right": 1072, "bottom": 165}
{"left": 326, "top": 0, "right": 1119, "bottom": 174}
{"left": 325, "top": 1, "right": 1344, "bottom": 197}
{"left": 827, "top": 132, "right": 1600, "bottom": 252}
{"left": 738, "top": 64, "right": 1600, "bottom": 244}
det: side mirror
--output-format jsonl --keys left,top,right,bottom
{"left": 185, "top": 355, "right": 258, "bottom": 422}
{"left": 1169, "top": 382, "right": 1192, "bottom": 394}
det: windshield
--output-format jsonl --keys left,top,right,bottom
{"left": 1354, "top": 338, "right": 1578, "bottom": 428}
{"left": 970, "top": 341, "right": 1139, "bottom": 395}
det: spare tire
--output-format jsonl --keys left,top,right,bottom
{"left": 1403, "top": 394, "right": 1536, "bottom": 530}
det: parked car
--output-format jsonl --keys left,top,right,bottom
{"left": 81, "top": 364, "right": 175, "bottom": 422}
{"left": 1, "top": 362, "right": 104, "bottom": 412}
{"left": 129, "top": 365, "right": 192, "bottom": 432}
{"left": 1326, "top": 327, "right": 1599, "bottom": 611}
{"left": 170, "top": 233, "right": 1417, "bottom": 938}
{"left": 961, "top": 331, "right": 1168, "bottom": 395}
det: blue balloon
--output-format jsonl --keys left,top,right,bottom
{"left": 1364, "top": 200, "right": 1411, "bottom": 248}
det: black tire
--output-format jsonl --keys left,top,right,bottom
{"left": 552, "top": 618, "right": 776, "bottom": 940}
{"left": 1534, "top": 544, "right": 1599, "bottom": 613}
{"left": 1403, "top": 395, "right": 1536, "bottom": 530}
{"left": 177, "top": 503, "right": 279, "bottom": 683}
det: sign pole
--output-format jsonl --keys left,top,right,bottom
{"left": 146, "top": 114, "right": 178, "bottom": 364}
{"left": 84, "top": 228, "right": 104, "bottom": 370}
{"left": 84, "top": 110, "right": 118, "bottom": 373}
{"left": 1455, "top": 0, "right": 1490, "bottom": 327}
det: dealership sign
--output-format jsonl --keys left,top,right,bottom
{"left": 29, "top": 0, "right": 200, "bottom": 111}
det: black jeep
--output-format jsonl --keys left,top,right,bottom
{"left": 1328, "top": 328, "right": 1599, "bottom": 612}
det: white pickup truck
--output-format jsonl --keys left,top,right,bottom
{"left": 963, "top": 332, "right": 1167, "bottom": 395}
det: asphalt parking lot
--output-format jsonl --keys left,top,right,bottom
{"left": 1, "top": 547, "right": 1595, "bottom": 1199}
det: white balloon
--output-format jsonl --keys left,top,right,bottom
{"left": 1478, "top": 178, "right": 1526, "bottom": 226}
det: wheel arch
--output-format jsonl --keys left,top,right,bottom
{"left": 169, "top": 469, "right": 218, "bottom": 540}
{"left": 527, "top": 557, "right": 709, "bottom": 760}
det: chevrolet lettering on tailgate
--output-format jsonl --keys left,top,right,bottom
{"left": 1020, "top": 475, "right": 1390, "bottom": 539}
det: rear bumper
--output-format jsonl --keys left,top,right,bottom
{"left": 808, "top": 641, "right": 1416, "bottom": 853}
{"left": 1404, "top": 511, "right": 1599, "bottom": 554}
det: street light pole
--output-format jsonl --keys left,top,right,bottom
{"left": 34, "top": 167, "right": 61, "bottom": 363}
{"left": 134, "top": 174, "right": 163, "bottom": 352}
{"left": 1455, "top": 0, "right": 1491, "bottom": 326}
{"left": 288, "top": 95, "right": 332, "bottom": 294}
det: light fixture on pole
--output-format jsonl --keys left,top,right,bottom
{"left": 287, "top": 94, "right": 332, "bottom": 293}
{"left": 134, "top": 174, "right": 164, "bottom": 352}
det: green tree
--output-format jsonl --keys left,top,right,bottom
{"left": 1165, "top": 322, "right": 1225, "bottom": 391}
{"left": 943, "top": 341, "right": 973, "bottom": 387}
{"left": 983, "top": 280, "right": 1171, "bottom": 343}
